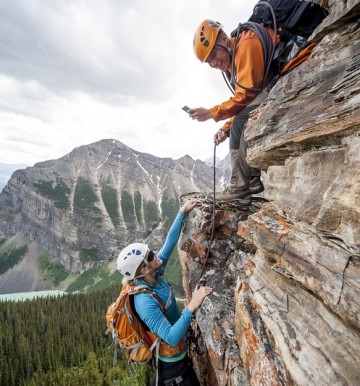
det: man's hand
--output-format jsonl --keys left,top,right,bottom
{"left": 214, "top": 129, "right": 228, "bottom": 145}
{"left": 188, "top": 107, "right": 212, "bottom": 122}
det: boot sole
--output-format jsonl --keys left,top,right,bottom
{"left": 250, "top": 187, "right": 265, "bottom": 194}
{"left": 216, "top": 198, "right": 251, "bottom": 205}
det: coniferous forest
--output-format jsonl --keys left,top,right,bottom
{"left": 0, "top": 284, "right": 153, "bottom": 386}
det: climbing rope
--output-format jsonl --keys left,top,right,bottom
{"left": 188, "top": 144, "right": 217, "bottom": 359}
{"left": 198, "top": 143, "right": 217, "bottom": 283}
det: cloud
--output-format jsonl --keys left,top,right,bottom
{"left": 0, "top": 0, "right": 258, "bottom": 166}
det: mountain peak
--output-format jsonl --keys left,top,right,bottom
{"left": 0, "top": 139, "right": 223, "bottom": 283}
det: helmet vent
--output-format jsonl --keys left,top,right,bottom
{"left": 200, "top": 30, "right": 209, "bottom": 47}
{"left": 124, "top": 252, "right": 130, "bottom": 260}
{"left": 200, "top": 37, "right": 209, "bottom": 47}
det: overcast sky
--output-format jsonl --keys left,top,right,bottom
{"left": 0, "top": 0, "right": 258, "bottom": 166}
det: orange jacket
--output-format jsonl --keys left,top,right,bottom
{"left": 209, "top": 29, "right": 277, "bottom": 131}
{"left": 210, "top": 29, "right": 314, "bottom": 132}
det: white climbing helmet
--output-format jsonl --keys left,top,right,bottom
{"left": 117, "top": 243, "right": 149, "bottom": 280}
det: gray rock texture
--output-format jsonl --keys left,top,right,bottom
{"left": 178, "top": 1, "right": 360, "bottom": 385}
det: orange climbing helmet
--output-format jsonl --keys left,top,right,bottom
{"left": 193, "top": 19, "right": 223, "bottom": 62}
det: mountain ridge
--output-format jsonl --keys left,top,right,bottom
{"left": 0, "top": 162, "right": 29, "bottom": 191}
{"left": 0, "top": 138, "right": 226, "bottom": 293}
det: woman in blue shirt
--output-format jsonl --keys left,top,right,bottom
{"left": 117, "top": 199, "right": 212, "bottom": 386}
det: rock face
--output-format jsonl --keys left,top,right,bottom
{"left": 178, "top": 1, "right": 360, "bottom": 385}
{"left": 0, "top": 139, "right": 221, "bottom": 275}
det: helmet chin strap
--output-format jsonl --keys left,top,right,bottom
{"left": 144, "top": 267, "right": 158, "bottom": 277}
{"left": 134, "top": 267, "right": 158, "bottom": 279}
{"left": 215, "top": 42, "right": 233, "bottom": 58}
{"left": 135, "top": 258, "right": 158, "bottom": 279}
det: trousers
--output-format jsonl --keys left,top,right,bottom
{"left": 151, "top": 356, "right": 200, "bottom": 386}
{"left": 228, "top": 90, "right": 269, "bottom": 193}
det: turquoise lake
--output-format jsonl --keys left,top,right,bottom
{"left": 0, "top": 290, "right": 66, "bottom": 302}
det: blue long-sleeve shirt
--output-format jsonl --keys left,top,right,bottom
{"left": 134, "top": 210, "right": 193, "bottom": 359}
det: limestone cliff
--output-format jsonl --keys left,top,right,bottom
{"left": 0, "top": 139, "right": 221, "bottom": 280}
{"left": 178, "top": 1, "right": 360, "bottom": 385}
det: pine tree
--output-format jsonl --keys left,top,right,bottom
{"left": 0, "top": 284, "right": 153, "bottom": 385}
{"left": 79, "top": 352, "right": 103, "bottom": 386}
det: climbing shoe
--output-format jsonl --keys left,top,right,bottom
{"left": 250, "top": 176, "right": 264, "bottom": 194}
{"left": 208, "top": 188, "right": 251, "bottom": 205}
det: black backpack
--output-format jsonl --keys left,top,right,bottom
{"left": 249, "top": 0, "right": 328, "bottom": 39}
{"left": 225, "top": 0, "right": 329, "bottom": 93}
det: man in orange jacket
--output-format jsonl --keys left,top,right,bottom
{"left": 189, "top": 19, "right": 313, "bottom": 204}
{"left": 189, "top": 19, "right": 272, "bottom": 204}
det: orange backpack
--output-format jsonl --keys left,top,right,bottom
{"left": 105, "top": 283, "right": 186, "bottom": 365}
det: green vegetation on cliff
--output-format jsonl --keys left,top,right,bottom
{"left": 37, "top": 252, "right": 68, "bottom": 286}
{"left": 33, "top": 174, "right": 70, "bottom": 210}
{"left": 0, "top": 241, "right": 28, "bottom": 274}
{"left": 66, "top": 264, "right": 121, "bottom": 293}
{"left": 74, "top": 177, "right": 102, "bottom": 221}
{"left": 164, "top": 248, "right": 184, "bottom": 296}
{"left": 79, "top": 248, "right": 104, "bottom": 263}
{"left": 101, "top": 184, "right": 120, "bottom": 227}
{"left": 121, "top": 190, "right": 160, "bottom": 228}
{"left": 0, "top": 207, "right": 15, "bottom": 222}
{"left": 161, "top": 196, "right": 179, "bottom": 228}
{"left": 144, "top": 199, "right": 159, "bottom": 226}
{"left": 120, "top": 190, "right": 137, "bottom": 230}
{"left": 134, "top": 190, "right": 143, "bottom": 224}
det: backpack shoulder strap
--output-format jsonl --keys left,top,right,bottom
{"left": 228, "top": 21, "right": 277, "bottom": 94}
{"left": 157, "top": 274, "right": 174, "bottom": 311}
{"left": 131, "top": 285, "right": 167, "bottom": 315}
